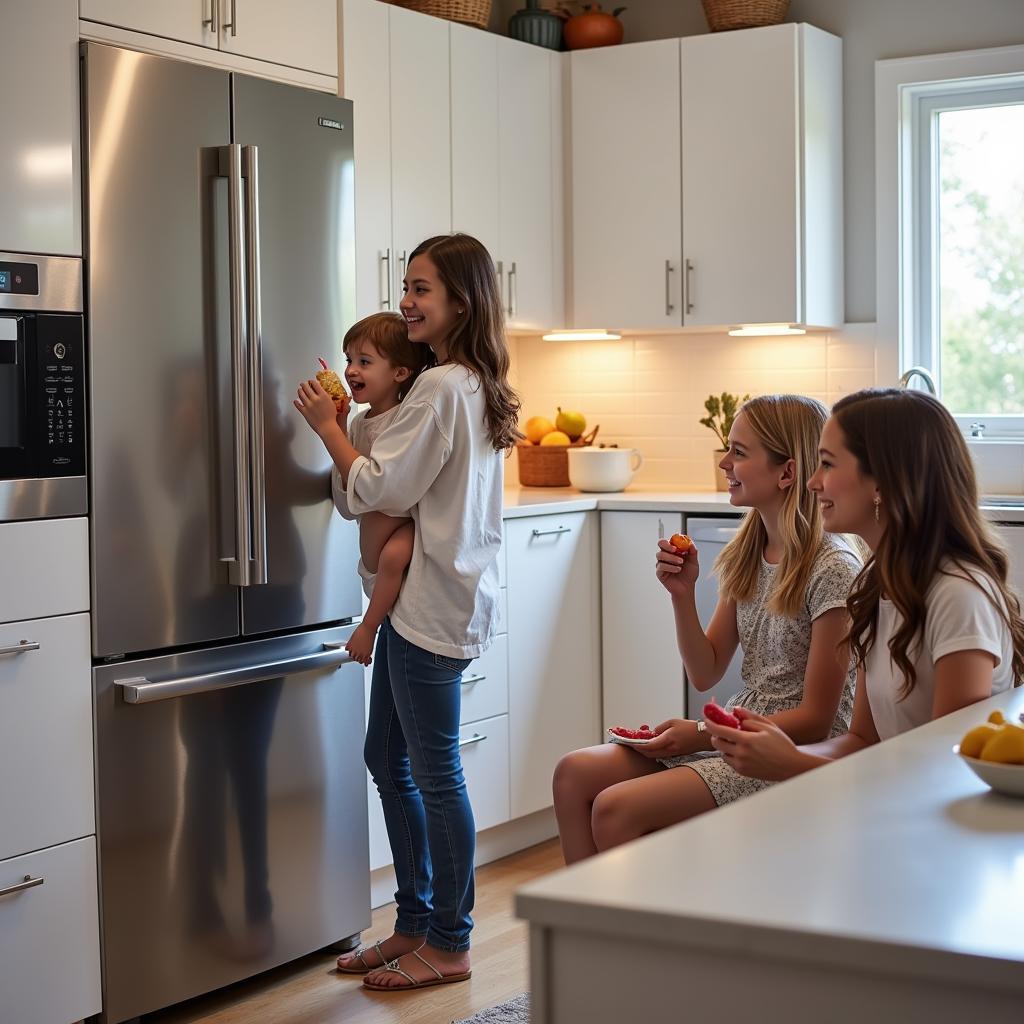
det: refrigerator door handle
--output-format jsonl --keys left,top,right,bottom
{"left": 219, "top": 143, "right": 253, "bottom": 587}
{"left": 242, "top": 143, "right": 268, "bottom": 585}
{"left": 114, "top": 642, "right": 354, "bottom": 704}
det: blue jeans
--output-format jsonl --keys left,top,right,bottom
{"left": 364, "top": 617, "right": 476, "bottom": 952}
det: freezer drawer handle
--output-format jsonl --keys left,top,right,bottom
{"left": 461, "top": 673, "right": 486, "bottom": 686}
{"left": 115, "top": 643, "right": 354, "bottom": 705}
{"left": 458, "top": 732, "right": 487, "bottom": 749}
{"left": 0, "top": 640, "right": 40, "bottom": 657}
{"left": 0, "top": 875, "right": 44, "bottom": 899}
{"left": 531, "top": 526, "right": 571, "bottom": 538}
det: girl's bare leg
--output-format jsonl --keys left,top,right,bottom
{"left": 552, "top": 743, "right": 662, "bottom": 864}
{"left": 346, "top": 521, "right": 414, "bottom": 666}
{"left": 590, "top": 766, "right": 716, "bottom": 853}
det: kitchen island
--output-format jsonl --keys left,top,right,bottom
{"left": 516, "top": 687, "right": 1024, "bottom": 1024}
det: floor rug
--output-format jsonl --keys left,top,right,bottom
{"left": 452, "top": 991, "right": 530, "bottom": 1024}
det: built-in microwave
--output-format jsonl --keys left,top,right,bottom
{"left": 0, "top": 252, "right": 87, "bottom": 521}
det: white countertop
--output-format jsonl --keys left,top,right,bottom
{"left": 503, "top": 486, "right": 1024, "bottom": 523}
{"left": 516, "top": 687, "right": 1024, "bottom": 992}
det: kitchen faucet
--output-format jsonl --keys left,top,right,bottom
{"left": 897, "top": 366, "right": 937, "bottom": 394}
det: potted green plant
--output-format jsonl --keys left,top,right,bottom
{"left": 700, "top": 392, "right": 750, "bottom": 491}
{"left": 556, "top": 3, "right": 627, "bottom": 50}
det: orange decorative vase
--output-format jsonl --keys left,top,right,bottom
{"left": 563, "top": 9, "right": 625, "bottom": 50}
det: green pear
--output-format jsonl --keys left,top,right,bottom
{"left": 556, "top": 407, "right": 586, "bottom": 441}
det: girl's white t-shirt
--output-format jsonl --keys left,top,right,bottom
{"left": 332, "top": 363, "right": 504, "bottom": 660}
{"left": 864, "top": 564, "right": 1015, "bottom": 740}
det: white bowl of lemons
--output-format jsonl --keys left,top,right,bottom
{"left": 954, "top": 709, "right": 1024, "bottom": 798}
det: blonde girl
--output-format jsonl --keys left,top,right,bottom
{"left": 707, "top": 388, "right": 1023, "bottom": 780}
{"left": 553, "top": 395, "right": 860, "bottom": 864}
{"left": 295, "top": 233, "right": 520, "bottom": 990}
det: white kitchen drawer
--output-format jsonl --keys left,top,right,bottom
{"left": 0, "top": 518, "right": 89, "bottom": 623}
{"left": 0, "top": 837, "right": 102, "bottom": 1024}
{"left": 461, "top": 633, "right": 508, "bottom": 726}
{"left": 460, "top": 714, "right": 510, "bottom": 833}
{"left": 0, "top": 613, "right": 94, "bottom": 861}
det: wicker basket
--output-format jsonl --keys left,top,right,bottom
{"left": 516, "top": 442, "right": 574, "bottom": 487}
{"left": 388, "top": 0, "right": 492, "bottom": 29}
{"left": 701, "top": 0, "right": 789, "bottom": 31}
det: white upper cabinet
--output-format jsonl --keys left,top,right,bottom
{"left": 680, "top": 24, "right": 842, "bottom": 329}
{"left": 569, "top": 40, "right": 682, "bottom": 331}
{"left": 387, "top": 4, "right": 452, "bottom": 293}
{"left": 498, "top": 38, "right": 561, "bottom": 331}
{"left": 568, "top": 23, "right": 842, "bottom": 332}
{"left": 450, "top": 24, "right": 501, "bottom": 262}
{"left": 80, "top": 0, "right": 338, "bottom": 77}
{"left": 342, "top": 0, "right": 394, "bottom": 318}
{"left": 451, "top": 28, "right": 562, "bottom": 330}
{"left": 0, "top": 0, "right": 81, "bottom": 255}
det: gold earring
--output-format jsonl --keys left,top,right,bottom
{"left": 873, "top": 496, "right": 881, "bottom": 523}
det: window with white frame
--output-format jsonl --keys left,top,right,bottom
{"left": 877, "top": 47, "right": 1024, "bottom": 437}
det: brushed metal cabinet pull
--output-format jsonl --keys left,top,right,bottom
{"left": 0, "top": 640, "right": 40, "bottom": 657}
{"left": 461, "top": 673, "right": 487, "bottom": 686}
{"left": 664, "top": 259, "right": 675, "bottom": 316}
{"left": 458, "top": 732, "right": 487, "bottom": 748}
{"left": 222, "top": 0, "right": 237, "bottom": 36}
{"left": 380, "top": 249, "right": 392, "bottom": 309}
{"left": 684, "top": 258, "right": 694, "bottom": 315}
{"left": 507, "top": 261, "right": 517, "bottom": 319}
{"left": 202, "top": 0, "right": 217, "bottom": 33}
{"left": 0, "top": 875, "right": 44, "bottom": 898}
{"left": 531, "top": 526, "right": 571, "bottom": 537}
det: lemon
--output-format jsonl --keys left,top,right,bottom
{"left": 525, "top": 416, "right": 555, "bottom": 445}
{"left": 555, "top": 407, "right": 586, "bottom": 441}
{"left": 539, "top": 430, "right": 571, "bottom": 447}
{"left": 960, "top": 722, "right": 999, "bottom": 759}
{"left": 987, "top": 710, "right": 1006, "bottom": 725}
{"left": 978, "top": 723, "right": 1024, "bottom": 765}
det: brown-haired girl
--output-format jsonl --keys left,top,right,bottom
{"left": 295, "top": 233, "right": 519, "bottom": 990}
{"left": 706, "top": 388, "right": 1023, "bottom": 780}
{"left": 553, "top": 395, "right": 861, "bottom": 863}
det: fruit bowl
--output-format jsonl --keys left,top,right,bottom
{"left": 953, "top": 746, "right": 1024, "bottom": 798}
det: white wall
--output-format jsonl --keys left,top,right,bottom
{"left": 497, "top": 0, "right": 1024, "bottom": 323}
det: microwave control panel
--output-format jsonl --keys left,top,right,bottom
{"left": 35, "top": 315, "right": 86, "bottom": 475}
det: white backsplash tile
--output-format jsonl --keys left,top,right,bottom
{"left": 508, "top": 326, "right": 884, "bottom": 489}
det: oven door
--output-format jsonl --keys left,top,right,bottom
{"left": 0, "top": 314, "right": 31, "bottom": 479}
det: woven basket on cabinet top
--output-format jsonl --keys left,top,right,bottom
{"left": 388, "top": 0, "right": 492, "bottom": 29}
{"left": 701, "top": 0, "right": 789, "bottom": 31}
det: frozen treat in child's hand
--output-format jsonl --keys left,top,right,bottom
{"left": 316, "top": 357, "right": 349, "bottom": 409}
{"left": 609, "top": 724, "right": 656, "bottom": 740}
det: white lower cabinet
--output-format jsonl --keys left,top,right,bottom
{"left": 506, "top": 512, "right": 601, "bottom": 819}
{"left": 0, "top": 837, "right": 101, "bottom": 1024}
{"left": 460, "top": 714, "right": 510, "bottom": 833}
{"left": 601, "top": 512, "right": 685, "bottom": 731}
{"left": 0, "top": 614, "right": 94, "bottom": 862}
{"left": 0, "top": 518, "right": 89, "bottom": 622}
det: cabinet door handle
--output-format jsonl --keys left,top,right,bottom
{"left": 496, "top": 260, "right": 504, "bottom": 310}
{"left": 222, "top": 0, "right": 237, "bottom": 36}
{"left": 461, "top": 673, "right": 487, "bottom": 686}
{"left": 202, "top": 0, "right": 217, "bottom": 33}
{"left": 0, "top": 875, "right": 44, "bottom": 898}
{"left": 507, "top": 261, "right": 517, "bottom": 319}
{"left": 458, "top": 732, "right": 487, "bottom": 748}
{"left": 684, "top": 258, "right": 695, "bottom": 315}
{"left": 380, "top": 248, "right": 392, "bottom": 309}
{"left": 0, "top": 640, "right": 40, "bottom": 657}
{"left": 531, "top": 526, "right": 571, "bottom": 537}
{"left": 664, "top": 259, "right": 675, "bottom": 316}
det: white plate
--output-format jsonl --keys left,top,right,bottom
{"left": 953, "top": 745, "right": 1024, "bottom": 798}
{"left": 607, "top": 729, "right": 654, "bottom": 746}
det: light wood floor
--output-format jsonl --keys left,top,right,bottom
{"left": 146, "top": 839, "right": 563, "bottom": 1024}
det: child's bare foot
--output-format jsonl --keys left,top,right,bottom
{"left": 336, "top": 932, "right": 423, "bottom": 973}
{"left": 345, "top": 623, "right": 376, "bottom": 666}
{"left": 363, "top": 945, "right": 471, "bottom": 989}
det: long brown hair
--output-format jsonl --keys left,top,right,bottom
{"left": 833, "top": 388, "right": 1024, "bottom": 693}
{"left": 407, "top": 234, "right": 522, "bottom": 451}
{"left": 716, "top": 395, "right": 833, "bottom": 617}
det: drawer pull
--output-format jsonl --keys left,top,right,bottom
{"left": 531, "top": 526, "right": 571, "bottom": 538}
{"left": 0, "top": 640, "right": 40, "bottom": 657}
{"left": 458, "top": 732, "right": 488, "bottom": 749}
{"left": 461, "top": 674, "right": 487, "bottom": 686}
{"left": 0, "top": 875, "right": 44, "bottom": 898}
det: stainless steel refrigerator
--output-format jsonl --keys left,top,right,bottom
{"left": 81, "top": 43, "right": 369, "bottom": 1024}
